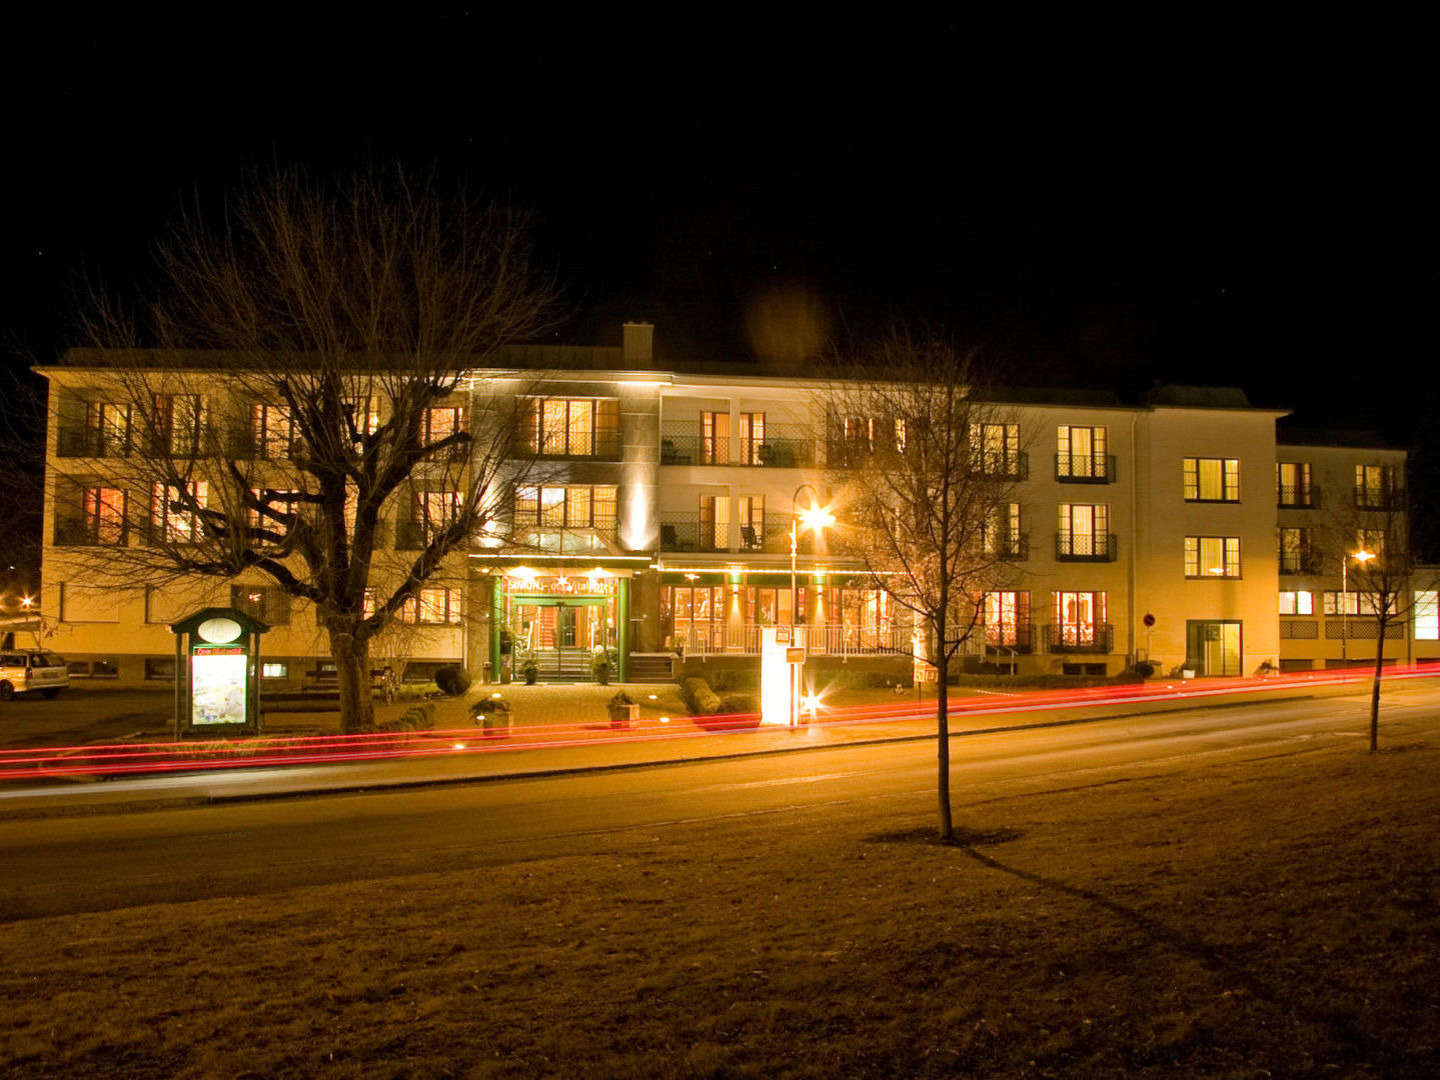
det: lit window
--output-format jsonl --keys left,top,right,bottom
{"left": 1278, "top": 591, "right": 1314, "bottom": 615}
{"left": 1184, "top": 536, "right": 1240, "bottom": 578}
{"left": 1056, "top": 425, "right": 1108, "bottom": 479}
{"left": 1276, "top": 462, "right": 1313, "bottom": 507}
{"left": 1355, "top": 464, "right": 1398, "bottom": 509}
{"left": 251, "top": 403, "right": 294, "bottom": 459}
{"left": 983, "top": 503, "right": 1023, "bottom": 557}
{"left": 262, "top": 662, "right": 288, "bottom": 678}
{"left": 401, "top": 587, "right": 463, "bottom": 625}
{"left": 970, "top": 423, "right": 1022, "bottom": 475}
{"left": 1323, "top": 591, "right": 1385, "bottom": 616}
{"left": 984, "top": 590, "right": 1030, "bottom": 646}
{"left": 521, "top": 397, "right": 618, "bottom": 457}
{"left": 1183, "top": 457, "right": 1240, "bottom": 502}
{"left": 151, "top": 481, "right": 208, "bottom": 543}
{"left": 80, "top": 487, "right": 126, "bottom": 545}
{"left": 1057, "top": 504, "right": 1109, "bottom": 557}
{"left": 1415, "top": 591, "right": 1439, "bottom": 640}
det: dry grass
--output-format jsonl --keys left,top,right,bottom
{"left": 2, "top": 739, "right": 1439, "bottom": 1077}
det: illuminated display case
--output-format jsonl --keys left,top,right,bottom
{"left": 168, "top": 607, "right": 270, "bottom": 737}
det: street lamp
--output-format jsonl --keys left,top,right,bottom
{"left": 1341, "top": 549, "right": 1375, "bottom": 666}
{"left": 789, "top": 483, "right": 834, "bottom": 727}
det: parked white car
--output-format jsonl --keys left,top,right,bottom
{"left": 0, "top": 650, "right": 69, "bottom": 700}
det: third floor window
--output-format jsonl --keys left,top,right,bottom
{"left": 1056, "top": 425, "right": 1110, "bottom": 481}
{"left": 1355, "top": 464, "right": 1399, "bottom": 509}
{"left": 1183, "top": 457, "right": 1240, "bottom": 502}
{"left": 1276, "top": 462, "right": 1313, "bottom": 507}
{"left": 970, "top": 423, "right": 1024, "bottom": 477}
{"left": 519, "top": 397, "right": 619, "bottom": 458}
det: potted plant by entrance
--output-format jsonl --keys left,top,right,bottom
{"left": 607, "top": 690, "right": 640, "bottom": 730}
{"left": 592, "top": 646, "right": 618, "bottom": 685}
{"left": 471, "top": 695, "right": 513, "bottom": 738}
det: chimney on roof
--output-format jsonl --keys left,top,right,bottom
{"left": 622, "top": 322, "right": 653, "bottom": 368}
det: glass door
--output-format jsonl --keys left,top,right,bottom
{"left": 1186, "top": 620, "right": 1242, "bottom": 676}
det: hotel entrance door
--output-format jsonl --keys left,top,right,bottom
{"left": 513, "top": 597, "right": 610, "bottom": 679}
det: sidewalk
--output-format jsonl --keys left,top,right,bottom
{"left": 4, "top": 670, "right": 1419, "bottom": 820}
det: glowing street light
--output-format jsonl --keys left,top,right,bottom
{"left": 789, "top": 483, "right": 833, "bottom": 728}
{"left": 1341, "top": 549, "right": 1376, "bottom": 666}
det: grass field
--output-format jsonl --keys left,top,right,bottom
{"left": 2, "top": 732, "right": 1438, "bottom": 1077}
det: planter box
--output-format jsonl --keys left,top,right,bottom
{"left": 608, "top": 703, "right": 639, "bottom": 730}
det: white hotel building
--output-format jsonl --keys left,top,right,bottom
{"left": 37, "top": 323, "right": 1434, "bottom": 687}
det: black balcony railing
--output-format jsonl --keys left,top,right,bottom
{"left": 660, "top": 424, "right": 815, "bottom": 467}
{"left": 659, "top": 513, "right": 727, "bottom": 553}
{"left": 54, "top": 516, "right": 128, "bottom": 547}
{"left": 988, "top": 534, "right": 1029, "bottom": 561}
{"left": 1044, "top": 623, "right": 1114, "bottom": 653}
{"left": 968, "top": 450, "right": 1029, "bottom": 480}
{"left": 514, "top": 426, "right": 622, "bottom": 461}
{"left": 1279, "top": 548, "right": 1322, "bottom": 575}
{"left": 985, "top": 623, "right": 1036, "bottom": 654}
{"left": 1277, "top": 484, "right": 1319, "bottom": 509}
{"left": 1055, "top": 532, "right": 1117, "bottom": 562}
{"left": 1055, "top": 453, "right": 1115, "bottom": 483}
{"left": 1355, "top": 488, "right": 1401, "bottom": 511}
{"left": 56, "top": 427, "right": 125, "bottom": 458}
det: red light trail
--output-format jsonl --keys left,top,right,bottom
{"left": 0, "top": 666, "right": 1432, "bottom": 783}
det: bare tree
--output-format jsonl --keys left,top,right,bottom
{"left": 58, "top": 169, "right": 556, "bottom": 730}
{"left": 1324, "top": 468, "right": 1435, "bottom": 752}
{"left": 822, "top": 335, "right": 1026, "bottom": 840}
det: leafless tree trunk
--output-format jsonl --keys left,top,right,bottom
{"left": 59, "top": 168, "right": 557, "bottom": 730}
{"left": 820, "top": 333, "right": 1025, "bottom": 840}
{"left": 1325, "top": 472, "right": 1433, "bottom": 753}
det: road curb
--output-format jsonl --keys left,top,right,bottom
{"left": 0, "top": 692, "right": 1320, "bottom": 821}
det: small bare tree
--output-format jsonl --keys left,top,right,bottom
{"left": 822, "top": 335, "right": 1025, "bottom": 840}
{"left": 1324, "top": 470, "right": 1434, "bottom": 752}
{"left": 60, "top": 169, "right": 556, "bottom": 730}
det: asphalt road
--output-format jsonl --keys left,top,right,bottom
{"left": 2, "top": 685, "right": 1436, "bottom": 923}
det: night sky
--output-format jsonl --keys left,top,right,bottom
{"left": 2, "top": 13, "right": 1435, "bottom": 568}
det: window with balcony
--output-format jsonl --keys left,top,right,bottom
{"left": 970, "top": 423, "right": 1025, "bottom": 477}
{"left": 57, "top": 485, "right": 127, "bottom": 545}
{"left": 151, "top": 481, "right": 207, "bottom": 543}
{"left": 399, "top": 489, "right": 463, "bottom": 548}
{"left": 519, "top": 397, "right": 619, "bottom": 458}
{"left": 737, "top": 413, "right": 766, "bottom": 465}
{"left": 699, "top": 494, "right": 730, "bottom": 551}
{"left": 153, "top": 395, "right": 207, "bottom": 457}
{"left": 1057, "top": 504, "right": 1112, "bottom": 560}
{"left": 1056, "top": 425, "right": 1110, "bottom": 481}
{"left": 400, "top": 586, "right": 463, "bottom": 625}
{"left": 1356, "top": 528, "right": 1387, "bottom": 559}
{"left": 513, "top": 485, "right": 618, "bottom": 553}
{"left": 983, "top": 503, "right": 1025, "bottom": 559}
{"left": 1183, "top": 457, "right": 1239, "bottom": 502}
{"left": 1049, "top": 591, "right": 1109, "bottom": 651}
{"left": 63, "top": 402, "right": 131, "bottom": 457}
{"left": 699, "top": 411, "right": 732, "bottom": 464}
{"left": 1276, "top": 462, "right": 1314, "bottom": 507}
{"left": 1355, "top": 464, "right": 1398, "bottom": 509}
{"left": 737, "top": 495, "right": 765, "bottom": 550}
{"left": 984, "top": 590, "right": 1032, "bottom": 650}
{"left": 424, "top": 406, "right": 468, "bottom": 459}
{"left": 1279, "top": 590, "right": 1314, "bottom": 615}
{"left": 251, "top": 403, "right": 295, "bottom": 460}
{"left": 1185, "top": 536, "right": 1241, "bottom": 578}
{"left": 1278, "top": 527, "right": 1316, "bottom": 574}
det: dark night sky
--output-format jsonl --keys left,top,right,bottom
{"left": 1, "top": 12, "right": 1435, "bottom": 565}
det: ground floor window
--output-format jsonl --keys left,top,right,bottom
{"left": 984, "top": 590, "right": 1031, "bottom": 647}
{"left": 821, "top": 587, "right": 897, "bottom": 648}
{"left": 401, "top": 587, "right": 463, "bottom": 625}
{"left": 661, "top": 584, "right": 727, "bottom": 652}
{"left": 1053, "top": 591, "right": 1106, "bottom": 646}
{"left": 743, "top": 586, "right": 797, "bottom": 627}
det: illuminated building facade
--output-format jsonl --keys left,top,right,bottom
{"left": 35, "top": 325, "right": 1431, "bottom": 686}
